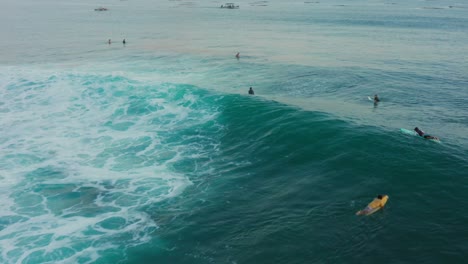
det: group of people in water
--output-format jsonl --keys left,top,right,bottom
{"left": 359, "top": 95, "right": 439, "bottom": 214}
{"left": 240, "top": 53, "right": 439, "bottom": 143}
{"left": 372, "top": 94, "right": 439, "bottom": 140}
{"left": 107, "top": 39, "right": 126, "bottom": 45}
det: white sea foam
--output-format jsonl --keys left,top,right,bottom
{"left": 0, "top": 66, "right": 220, "bottom": 263}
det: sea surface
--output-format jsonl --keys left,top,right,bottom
{"left": 0, "top": 0, "right": 467, "bottom": 263}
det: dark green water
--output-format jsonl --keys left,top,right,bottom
{"left": 124, "top": 94, "right": 468, "bottom": 263}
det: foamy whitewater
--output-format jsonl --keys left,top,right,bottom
{"left": 0, "top": 0, "right": 467, "bottom": 263}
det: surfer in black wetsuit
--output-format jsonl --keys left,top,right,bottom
{"left": 414, "top": 127, "right": 424, "bottom": 136}
{"left": 374, "top": 94, "right": 380, "bottom": 103}
{"left": 248, "top": 87, "right": 254, "bottom": 95}
{"left": 414, "top": 127, "right": 439, "bottom": 140}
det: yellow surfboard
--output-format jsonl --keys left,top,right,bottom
{"left": 356, "top": 195, "right": 389, "bottom": 216}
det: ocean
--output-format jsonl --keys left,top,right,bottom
{"left": 0, "top": 0, "right": 467, "bottom": 263}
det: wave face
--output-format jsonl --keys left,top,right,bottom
{"left": 2, "top": 68, "right": 467, "bottom": 263}
{"left": 131, "top": 90, "right": 468, "bottom": 264}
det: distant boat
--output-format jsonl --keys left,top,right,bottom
{"left": 220, "top": 3, "right": 239, "bottom": 9}
{"left": 94, "top": 7, "right": 108, "bottom": 11}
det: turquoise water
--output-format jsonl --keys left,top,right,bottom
{"left": 1, "top": 0, "right": 468, "bottom": 263}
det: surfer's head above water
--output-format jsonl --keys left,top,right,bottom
{"left": 377, "top": 195, "right": 383, "bottom": 199}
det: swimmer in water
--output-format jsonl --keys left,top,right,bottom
{"left": 374, "top": 94, "right": 380, "bottom": 103}
{"left": 414, "top": 127, "right": 439, "bottom": 140}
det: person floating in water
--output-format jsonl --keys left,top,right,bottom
{"left": 248, "top": 87, "right": 254, "bottom": 95}
{"left": 356, "top": 194, "right": 388, "bottom": 215}
{"left": 235, "top": 52, "right": 240, "bottom": 59}
{"left": 374, "top": 94, "right": 380, "bottom": 103}
{"left": 123, "top": 39, "right": 126, "bottom": 45}
{"left": 414, "top": 127, "right": 439, "bottom": 140}
{"left": 108, "top": 39, "right": 111, "bottom": 45}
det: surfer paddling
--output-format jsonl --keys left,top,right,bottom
{"left": 414, "top": 127, "right": 439, "bottom": 140}
{"left": 356, "top": 194, "right": 389, "bottom": 216}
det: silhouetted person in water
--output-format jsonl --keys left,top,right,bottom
{"left": 108, "top": 39, "right": 111, "bottom": 45}
{"left": 236, "top": 52, "right": 240, "bottom": 59}
{"left": 123, "top": 39, "right": 126, "bottom": 45}
{"left": 248, "top": 87, "right": 254, "bottom": 95}
{"left": 374, "top": 94, "right": 380, "bottom": 103}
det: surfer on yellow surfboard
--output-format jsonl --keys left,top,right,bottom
{"left": 356, "top": 194, "right": 389, "bottom": 216}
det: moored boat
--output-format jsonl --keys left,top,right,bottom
{"left": 220, "top": 3, "right": 239, "bottom": 9}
